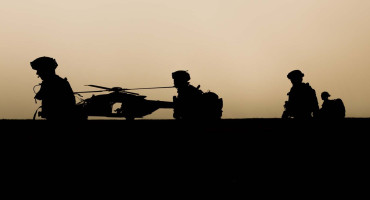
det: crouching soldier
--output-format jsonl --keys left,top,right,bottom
{"left": 172, "top": 70, "right": 223, "bottom": 120}
{"left": 172, "top": 70, "right": 203, "bottom": 120}
{"left": 319, "top": 91, "right": 345, "bottom": 119}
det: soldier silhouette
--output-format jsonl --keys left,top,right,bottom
{"left": 172, "top": 70, "right": 223, "bottom": 120}
{"left": 172, "top": 70, "right": 203, "bottom": 120}
{"left": 31, "top": 56, "right": 78, "bottom": 120}
{"left": 319, "top": 91, "right": 345, "bottom": 119}
{"left": 282, "top": 70, "right": 319, "bottom": 119}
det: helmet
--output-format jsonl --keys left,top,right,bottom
{"left": 287, "top": 70, "right": 304, "bottom": 79}
{"left": 321, "top": 91, "right": 331, "bottom": 98}
{"left": 30, "top": 56, "right": 58, "bottom": 71}
{"left": 172, "top": 70, "right": 190, "bottom": 81}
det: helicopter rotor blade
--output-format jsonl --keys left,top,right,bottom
{"left": 74, "top": 90, "right": 108, "bottom": 94}
{"left": 124, "top": 86, "right": 175, "bottom": 90}
{"left": 85, "top": 85, "right": 112, "bottom": 90}
{"left": 119, "top": 91, "right": 140, "bottom": 95}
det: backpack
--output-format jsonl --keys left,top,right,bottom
{"left": 333, "top": 98, "right": 346, "bottom": 118}
{"left": 201, "top": 91, "right": 223, "bottom": 119}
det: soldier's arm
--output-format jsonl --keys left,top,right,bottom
{"left": 311, "top": 89, "right": 320, "bottom": 118}
{"left": 173, "top": 96, "right": 180, "bottom": 119}
{"left": 34, "top": 83, "right": 46, "bottom": 100}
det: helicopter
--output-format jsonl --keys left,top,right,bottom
{"left": 74, "top": 84, "right": 175, "bottom": 120}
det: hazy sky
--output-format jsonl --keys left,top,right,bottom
{"left": 1, "top": 0, "right": 370, "bottom": 119}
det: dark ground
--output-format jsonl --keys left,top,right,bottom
{"left": 1, "top": 118, "right": 369, "bottom": 195}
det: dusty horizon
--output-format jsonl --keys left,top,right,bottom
{"left": 1, "top": 0, "right": 370, "bottom": 119}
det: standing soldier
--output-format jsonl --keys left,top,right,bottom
{"left": 172, "top": 70, "right": 203, "bottom": 120}
{"left": 282, "top": 70, "right": 319, "bottom": 119}
{"left": 31, "top": 56, "right": 77, "bottom": 120}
